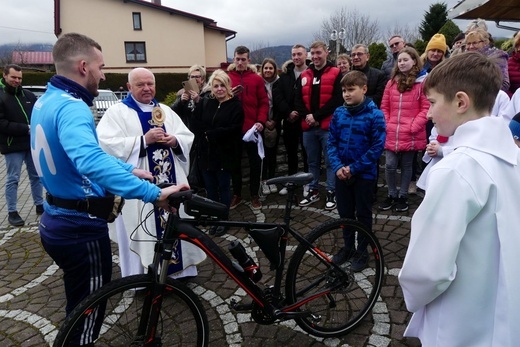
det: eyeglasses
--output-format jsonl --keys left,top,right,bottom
{"left": 389, "top": 41, "right": 403, "bottom": 48}
{"left": 466, "top": 40, "right": 484, "bottom": 47}
{"left": 189, "top": 75, "right": 202, "bottom": 79}
{"left": 351, "top": 52, "right": 366, "bottom": 57}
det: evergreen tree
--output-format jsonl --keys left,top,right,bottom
{"left": 368, "top": 42, "right": 386, "bottom": 69}
{"left": 419, "top": 3, "right": 448, "bottom": 41}
{"left": 414, "top": 40, "right": 427, "bottom": 56}
{"left": 439, "top": 20, "right": 462, "bottom": 48}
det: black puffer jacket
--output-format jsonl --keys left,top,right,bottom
{"left": 273, "top": 59, "right": 312, "bottom": 131}
{"left": 352, "top": 64, "right": 388, "bottom": 108}
{"left": 0, "top": 79, "right": 37, "bottom": 154}
{"left": 191, "top": 95, "right": 244, "bottom": 171}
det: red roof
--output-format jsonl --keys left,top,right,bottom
{"left": 11, "top": 51, "right": 53, "bottom": 65}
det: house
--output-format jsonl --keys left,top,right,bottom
{"left": 54, "top": 0, "right": 236, "bottom": 73}
{"left": 11, "top": 51, "right": 54, "bottom": 72}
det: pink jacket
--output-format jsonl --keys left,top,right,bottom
{"left": 381, "top": 74, "right": 429, "bottom": 152}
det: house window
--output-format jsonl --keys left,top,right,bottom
{"left": 132, "top": 12, "right": 142, "bottom": 30}
{"left": 125, "top": 42, "right": 147, "bottom": 63}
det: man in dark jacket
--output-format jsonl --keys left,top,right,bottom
{"left": 273, "top": 44, "right": 309, "bottom": 195}
{"left": 0, "top": 64, "right": 43, "bottom": 226}
{"left": 351, "top": 44, "right": 388, "bottom": 108}
{"left": 381, "top": 35, "right": 405, "bottom": 80}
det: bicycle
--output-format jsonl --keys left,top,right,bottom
{"left": 53, "top": 172, "right": 385, "bottom": 346}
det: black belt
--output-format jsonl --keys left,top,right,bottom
{"left": 46, "top": 193, "right": 124, "bottom": 222}
{"left": 46, "top": 193, "right": 91, "bottom": 212}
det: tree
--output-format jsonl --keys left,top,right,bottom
{"left": 385, "top": 23, "right": 421, "bottom": 46}
{"left": 368, "top": 42, "right": 387, "bottom": 70}
{"left": 438, "top": 20, "right": 462, "bottom": 48}
{"left": 248, "top": 42, "right": 276, "bottom": 65}
{"left": 414, "top": 39, "right": 427, "bottom": 56}
{"left": 419, "top": 2, "right": 448, "bottom": 41}
{"left": 313, "top": 7, "right": 380, "bottom": 56}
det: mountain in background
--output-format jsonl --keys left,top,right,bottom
{"left": 230, "top": 45, "right": 293, "bottom": 69}
{"left": 0, "top": 43, "right": 53, "bottom": 57}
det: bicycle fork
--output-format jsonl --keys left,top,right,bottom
{"left": 134, "top": 241, "right": 175, "bottom": 345}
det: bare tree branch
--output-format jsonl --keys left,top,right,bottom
{"left": 313, "top": 8, "right": 381, "bottom": 53}
{"left": 248, "top": 42, "right": 275, "bottom": 65}
{"left": 384, "top": 23, "right": 421, "bottom": 45}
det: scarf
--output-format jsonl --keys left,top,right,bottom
{"left": 49, "top": 75, "right": 95, "bottom": 106}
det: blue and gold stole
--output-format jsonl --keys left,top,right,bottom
{"left": 122, "top": 95, "right": 183, "bottom": 273}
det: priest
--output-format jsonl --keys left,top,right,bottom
{"left": 97, "top": 67, "right": 205, "bottom": 278}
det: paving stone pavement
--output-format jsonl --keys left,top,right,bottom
{"left": 0, "top": 154, "right": 424, "bottom": 347}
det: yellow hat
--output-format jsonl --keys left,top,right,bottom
{"left": 426, "top": 34, "right": 447, "bottom": 53}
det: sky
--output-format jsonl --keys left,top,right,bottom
{"left": 0, "top": 0, "right": 517, "bottom": 51}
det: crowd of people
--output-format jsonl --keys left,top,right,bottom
{"left": 3, "top": 19, "right": 520, "bottom": 345}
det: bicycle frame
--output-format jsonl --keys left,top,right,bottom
{"left": 151, "top": 185, "right": 349, "bottom": 323}
{"left": 53, "top": 173, "right": 385, "bottom": 346}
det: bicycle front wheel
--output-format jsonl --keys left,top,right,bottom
{"left": 286, "top": 218, "right": 384, "bottom": 337}
{"left": 53, "top": 274, "right": 209, "bottom": 347}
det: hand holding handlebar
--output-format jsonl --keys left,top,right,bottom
{"left": 155, "top": 183, "right": 190, "bottom": 211}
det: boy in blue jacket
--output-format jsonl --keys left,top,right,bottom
{"left": 327, "top": 70, "right": 386, "bottom": 271}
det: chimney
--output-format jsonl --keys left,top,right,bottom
{"left": 151, "top": 0, "right": 161, "bottom": 5}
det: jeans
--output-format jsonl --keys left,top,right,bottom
{"left": 5, "top": 150, "right": 43, "bottom": 212}
{"left": 202, "top": 169, "right": 231, "bottom": 210}
{"left": 336, "top": 177, "right": 374, "bottom": 252}
{"left": 302, "top": 128, "right": 335, "bottom": 191}
{"left": 385, "top": 150, "right": 414, "bottom": 198}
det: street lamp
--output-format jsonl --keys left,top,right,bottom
{"left": 330, "top": 28, "right": 346, "bottom": 62}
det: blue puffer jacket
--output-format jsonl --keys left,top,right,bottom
{"left": 327, "top": 97, "right": 386, "bottom": 180}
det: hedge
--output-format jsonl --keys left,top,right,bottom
{"left": 21, "top": 71, "right": 186, "bottom": 103}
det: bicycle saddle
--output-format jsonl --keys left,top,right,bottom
{"left": 266, "top": 172, "right": 313, "bottom": 187}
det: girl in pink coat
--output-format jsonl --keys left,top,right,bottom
{"left": 379, "top": 47, "right": 429, "bottom": 212}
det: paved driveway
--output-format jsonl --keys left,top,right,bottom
{"left": 0, "top": 155, "right": 422, "bottom": 346}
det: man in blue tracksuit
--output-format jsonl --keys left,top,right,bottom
{"left": 30, "top": 33, "right": 185, "bottom": 346}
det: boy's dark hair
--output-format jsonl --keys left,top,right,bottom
{"left": 341, "top": 70, "right": 367, "bottom": 88}
{"left": 423, "top": 52, "right": 501, "bottom": 113}
{"left": 234, "top": 45, "right": 250, "bottom": 57}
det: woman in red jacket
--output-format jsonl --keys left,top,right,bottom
{"left": 379, "top": 47, "right": 429, "bottom": 212}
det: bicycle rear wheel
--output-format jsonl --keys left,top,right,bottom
{"left": 285, "top": 218, "right": 384, "bottom": 337}
{"left": 53, "top": 274, "right": 209, "bottom": 346}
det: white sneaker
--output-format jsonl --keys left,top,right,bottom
{"left": 325, "top": 190, "right": 336, "bottom": 211}
{"left": 261, "top": 181, "right": 270, "bottom": 195}
{"left": 279, "top": 187, "right": 288, "bottom": 196}
{"left": 269, "top": 184, "right": 278, "bottom": 194}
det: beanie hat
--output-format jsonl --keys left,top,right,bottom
{"left": 509, "top": 112, "right": 520, "bottom": 140}
{"left": 452, "top": 32, "right": 465, "bottom": 46}
{"left": 426, "top": 34, "right": 447, "bottom": 53}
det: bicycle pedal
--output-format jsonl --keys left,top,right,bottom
{"left": 230, "top": 299, "right": 253, "bottom": 312}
